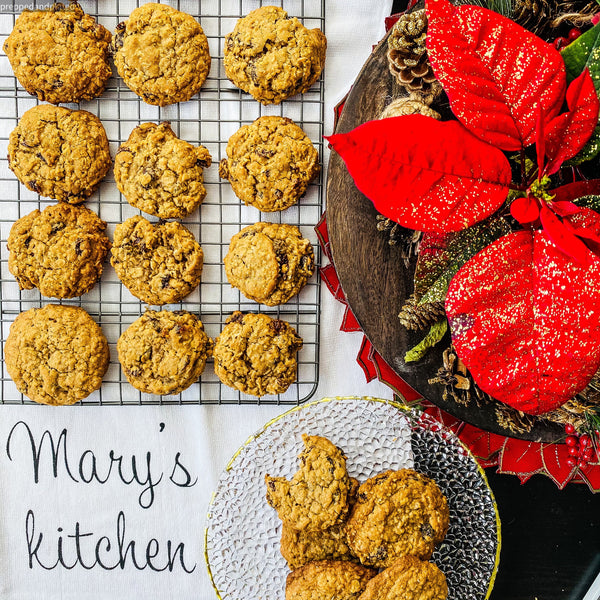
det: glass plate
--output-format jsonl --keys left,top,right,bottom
{"left": 205, "top": 396, "right": 500, "bottom": 600}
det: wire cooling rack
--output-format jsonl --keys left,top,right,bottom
{"left": 0, "top": 0, "right": 325, "bottom": 405}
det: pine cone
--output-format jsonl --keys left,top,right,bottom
{"left": 398, "top": 293, "right": 445, "bottom": 330}
{"left": 376, "top": 215, "right": 422, "bottom": 264}
{"left": 552, "top": 0, "right": 598, "bottom": 29}
{"left": 429, "top": 346, "right": 494, "bottom": 407}
{"left": 380, "top": 97, "right": 441, "bottom": 120}
{"left": 512, "top": 0, "right": 558, "bottom": 38}
{"left": 387, "top": 9, "right": 441, "bottom": 100}
{"left": 495, "top": 403, "right": 537, "bottom": 434}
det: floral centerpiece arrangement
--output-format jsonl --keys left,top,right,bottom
{"left": 328, "top": 0, "right": 600, "bottom": 467}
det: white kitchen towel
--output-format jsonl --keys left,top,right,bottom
{"left": 0, "top": 404, "right": 282, "bottom": 600}
{"left": 316, "top": 1, "right": 396, "bottom": 403}
{"left": 0, "top": 1, "right": 395, "bottom": 599}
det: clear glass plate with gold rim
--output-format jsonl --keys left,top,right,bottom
{"left": 205, "top": 396, "right": 500, "bottom": 600}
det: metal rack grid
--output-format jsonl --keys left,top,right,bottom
{"left": 0, "top": 0, "right": 325, "bottom": 405}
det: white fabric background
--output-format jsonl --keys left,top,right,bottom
{"left": 0, "top": 2, "right": 394, "bottom": 598}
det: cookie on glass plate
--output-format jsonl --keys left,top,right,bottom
{"left": 7, "top": 203, "right": 111, "bottom": 299}
{"left": 266, "top": 434, "right": 351, "bottom": 532}
{"left": 223, "top": 5, "right": 326, "bottom": 104}
{"left": 118, "top": 310, "right": 212, "bottom": 395}
{"left": 225, "top": 222, "right": 314, "bottom": 306}
{"left": 285, "top": 559, "right": 376, "bottom": 600}
{"left": 358, "top": 555, "right": 448, "bottom": 600}
{"left": 346, "top": 469, "right": 449, "bottom": 568}
{"left": 219, "top": 116, "right": 319, "bottom": 212}
{"left": 8, "top": 104, "right": 111, "bottom": 203}
{"left": 212, "top": 311, "right": 302, "bottom": 396}
{"left": 280, "top": 477, "right": 360, "bottom": 570}
{"left": 112, "top": 3, "right": 211, "bottom": 106}
{"left": 4, "top": 304, "right": 109, "bottom": 406}
{"left": 4, "top": 2, "right": 112, "bottom": 104}
{"left": 114, "top": 122, "right": 211, "bottom": 219}
{"left": 110, "top": 216, "right": 204, "bottom": 306}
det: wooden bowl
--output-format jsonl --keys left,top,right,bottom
{"left": 326, "top": 30, "right": 563, "bottom": 443}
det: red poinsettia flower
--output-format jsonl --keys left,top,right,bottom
{"left": 327, "top": 0, "right": 600, "bottom": 415}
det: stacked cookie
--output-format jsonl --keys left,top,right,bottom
{"left": 3, "top": 2, "right": 326, "bottom": 403}
{"left": 266, "top": 435, "right": 450, "bottom": 600}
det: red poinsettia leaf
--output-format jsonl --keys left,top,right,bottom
{"left": 544, "top": 69, "right": 600, "bottom": 174}
{"left": 563, "top": 206, "right": 600, "bottom": 255}
{"left": 326, "top": 115, "right": 512, "bottom": 233}
{"left": 551, "top": 179, "right": 600, "bottom": 202}
{"left": 510, "top": 195, "right": 540, "bottom": 224}
{"left": 445, "top": 229, "right": 600, "bottom": 415}
{"left": 426, "top": 0, "right": 566, "bottom": 151}
{"left": 565, "top": 206, "right": 600, "bottom": 238}
{"left": 539, "top": 203, "right": 591, "bottom": 263}
{"left": 565, "top": 222, "right": 600, "bottom": 243}
{"left": 550, "top": 200, "right": 581, "bottom": 217}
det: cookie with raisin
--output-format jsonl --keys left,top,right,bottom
{"left": 219, "top": 116, "right": 319, "bottom": 212}
{"left": 225, "top": 222, "right": 314, "bottom": 305}
{"left": 265, "top": 434, "right": 351, "bottom": 531}
{"left": 118, "top": 310, "right": 212, "bottom": 395}
{"left": 223, "top": 6, "right": 326, "bottom": 104}
{"left": 110, "top": 216, "right": 203, "bottom": 305}
{"left": 346, "top": 469, "right": 449, "bottom": 568}
{"left": 8, "top": 203, "right": 110, "bottom": 298}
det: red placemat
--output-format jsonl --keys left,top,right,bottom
{"left": 316, "top": 213, "right": 600, "bottom": 492}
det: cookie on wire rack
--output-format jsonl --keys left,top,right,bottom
{"left": 112, "top": 2, "right": 211, "bottom": 106}
{"left": 219, "top": 115, "right": 320, "bottom": 212}
{"left": 223, "top": 5, "right": 326, "bottom": 104}
{"left": 224, "top": 222, "right": 315, "bottom": 306}
{"left": 4, "top": 2, "right": 112, "bottom": 104}
{"left": 117, "top": 310, "right": 212, "bottom": 396}
{"left": 4, "top": 304, "right": 109, "bottom": 406}
{"left": 213, "top": 311, "right": 303, "bottom": 396}
{"left": 114, "top": 122, "right": 212, "bottom": 219}
{"left": 110, "top": 216, "right": 204, "bottom": 306}
{"left": 8, "top": 104, "right": 111, "bottom": 204}
{"left": 7, "top": 203, "right": 111, "bottom": 299}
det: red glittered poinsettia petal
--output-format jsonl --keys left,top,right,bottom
{"left": 426, "top": 0, "right": 566, "bottom": 151}
{"left": 564, "top": 206, "right": 600, "bottom": 255}
{"left": 565, "top": 207, "right": 600, "bottom": 238}
{"left": 510, "top": 195, "right": 540, "bottom": 224}
{"left": 445, "top": 230, "right": 600, "bottom": 415}
{"left": 550, "top": 200, "right": 580, "bottom": 217}
{"left": 545, "top": 69, "right": 600, "bottom": 174}
{"left": 539, "top": 203, "right": 591, "bottom": 264}
{"left": 326, "top": 115, "right": 512, "bottom": 232}
{"left": 551, "top": 179, "right": 600, "bottom": 202}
